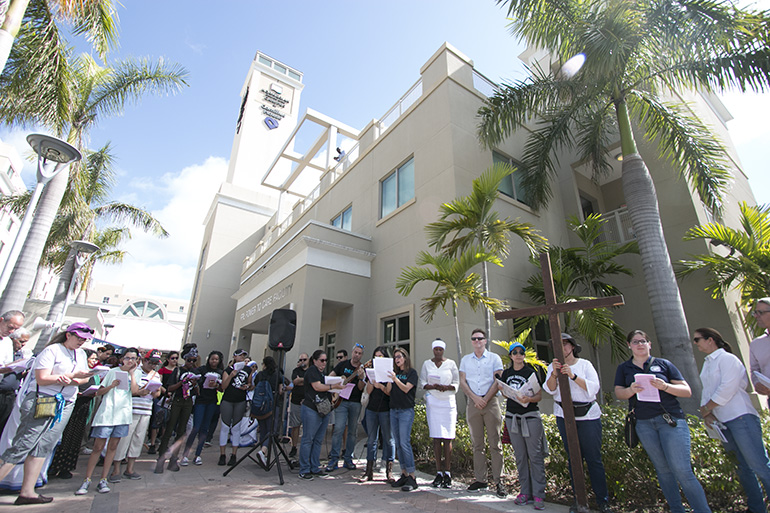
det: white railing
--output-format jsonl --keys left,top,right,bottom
{"left": 377, "top": 78, "right": 423, "bottom": 133}
{"left": 472, "top": 69, "right": 499, "bottom": 98}
{"left": 598, "top": 207, "right": 635, "bottom": 244}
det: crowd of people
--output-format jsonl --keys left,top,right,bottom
{"left": 1, "top": 301, "right": 770, "bottom": 512}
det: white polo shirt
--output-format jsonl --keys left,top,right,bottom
{"left": 459, "top": 349, "right": 503, "bottom": 396}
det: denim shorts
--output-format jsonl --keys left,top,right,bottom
{"left": 91, "top": 423, "right": 130, "bottom": 439}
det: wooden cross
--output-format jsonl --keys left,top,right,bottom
{"left": 495, "top": 252, "right": 624, "bottom": 512}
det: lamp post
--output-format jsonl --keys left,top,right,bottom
{"left": 0, "top": 134, "right": 81, "bottom": 299}
{"left": 34, "top": 240, "right": 99, "bottom": 352}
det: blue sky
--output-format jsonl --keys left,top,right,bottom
{"left": 1, "top": 0, "right": 768, "bottom": 300}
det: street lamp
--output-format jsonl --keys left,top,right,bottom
{"left": 0, "top": 134, "right": 81, "bottom": 294}
{"left": 35, "top": 239, "right": 99, "bottom": 352}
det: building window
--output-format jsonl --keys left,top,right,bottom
{"left": 121, "top": 300, "right": 165, "bottom": 320}
{"left": 5, "top": 166, "right": 13, "bottom": 177}
{"left": 331, "top": 206, "right": 352, "bottom": 231}
{"left": 322, "top": 332, "right": 336, "bottom": 364}
{"left": 179, "top": 306, "right": 184, "bottom": 313}
{"left": 102, "top": 297, "right": 110, "bottom": 304}
{"left": 493, "top": 151, "right": 531, "bottom": 206}
{"left": 380, "top": 157, "right": 414, "bottom": 218}
{"left": 6, "top": 218, "right": 13, "bottom": 232}
{"left": 382, "top": 313, "right": 410, "bottom": 354}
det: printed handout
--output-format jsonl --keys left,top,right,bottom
{"left": 634, "top": 374, "right": 661, "bottom": 402}
{"left": 114, "top": 370, "right": 130, "bottom": 391}
{"left": 373, "top": 357, "right": 394, "bottom": 383}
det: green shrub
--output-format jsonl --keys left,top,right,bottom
{"left": 412, "top": 400, "right": 759, "bottom": 512}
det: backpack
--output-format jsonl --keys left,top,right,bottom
{"left": 250, "top": 377, "right": 274, "bottom": 420}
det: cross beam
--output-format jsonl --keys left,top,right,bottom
{"left": 495, "top": 252, "right": 624, "bottom": 512}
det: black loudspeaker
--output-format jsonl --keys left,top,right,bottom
{"left": 268, "top": 309, "right": 296, "bottom": 351}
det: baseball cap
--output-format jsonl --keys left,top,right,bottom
{"left": 144, "top": 349, "right": 162, "bottom": 361}
{"left": 66, "top": 322, "right": 94, "bottom": 340}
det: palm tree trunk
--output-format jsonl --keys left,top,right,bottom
{"left": 0, "top": 169, "right": 69, "bottom": 313}
{"left": 0, "top": 0, "right": 30, "bottom": 74}
{"left": 34, "top": 245, "right": 77, "bottom": 352}
{"left": 481, "top": 260, "right": 492, "bottom": 347}
{"left": 452, "top": 300, "right": 463, "bottom": 359}
{"left": 621, "top": 153, "right": 701, "bottom": 412}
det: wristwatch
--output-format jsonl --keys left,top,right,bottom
{"left": 571, "top": 374, "right": 578, "bottom": 381}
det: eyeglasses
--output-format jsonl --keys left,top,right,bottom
{"left": 630, "top": 339, "right": 648, "bottom": 345}
{"left": 394, "top": 354, "right": 404, "bottom": 359}
{"left": 510, "top": 349, "right": 525, "bottom": 355}
{"left": 298, "top": 358, "right": 307, "bottom": 362}
{"left": 123, "top": 356, "right": 137, "bottom": 361}
{"left": 336, "top": 356, "right": 345, "bottom": 360}
{"left": 354, "top": 343, "right": 364, "bottom": 349}
{"left": 693, "top": 336, "right": 705, "bottom": 343}
{"left": 170, "top": 356, "right": 178, "bottom": 360}
{"left": 318, "top": 358, "right": 327, "bottom": 362}
{"left": 752, "top": 309, "right": 770, "bottom": 317}
{"left": 471, "top": 336, "right": 485, "bottom": 341}
{"left": 185, "top": 358, "right": 196, "bottom": 362}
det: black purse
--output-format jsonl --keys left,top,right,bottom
{"left": 624, "top": 408, "right": 639, "bottom": 448}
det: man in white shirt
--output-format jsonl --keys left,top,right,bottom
{"left": 459, "top": 328, "right": 505, "bottom": 497}
{"left": 0, "top": 323, "right": 29, "bottom": 435}
{"left": 0, "top": 310, "right": 25, "bottom": 367}
{"left": 749, "top": 298, "right": 770, "bottom": 404}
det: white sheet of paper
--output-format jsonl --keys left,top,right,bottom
{"left": 754, "top": 371, "right": 770, "bottom": 389}
{"left": 92, "top": 365, "right": 111, "bottom": 377}
{"left": 80, "top": 384, "right": 100, "bottom": 397}
{"left": 705, "top": 422, "right": 728, "bottom": 442}
{"left": 365, "top": 368, "right": 376, "bottom": 382}
{"left": 373, "top": 357, "right": 394, "bottom": 383}
{"left": 325, "top": 376, "right": 343, "bottom": 385}
{"left": 634, "top": 374, "right": 661, "bottom": 402}
{"left": 496, "top": 378, "right": 530, "bottom": 407}
{"left": 427, "top": 374, "right": 441, "bottom": 385}
{"left": 144, "top": 379, "right": 163, "bottom": 393}
{"left": 5, "top": 358, "right": 30, "bottom": 372}
{"left": 114, "top": 370, "right": 129, "bottom": 391}
{"left": 233, "top": 361, "right": 246, "bottom": 371}
{"left": 203, "top": 372, "right": 220, "bottom": 389}
{"left": 339, "top": 382, "right": 356, "bottom": 399}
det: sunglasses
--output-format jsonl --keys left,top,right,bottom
{"left": 510, "top": 349, "right": 525, "bottom": 355}
{"left": 170, "top": 356, "right": 178, "bottom": 360}
{"left": 185, "top": 358, "right": 196, "bottom": 362}
{"left": 298, "top": 358, "right": 307, "bottom": 362}
{"left": 693, "top": 336, "right": 705, "bottom": 343}
{"left": 318, "top": 358, "right": 327, "bottom": 362}
{"left": 471, "top": 336, "right": 485, "bottom": 341}
{"left": 336, "top": 356, "right": 345, "bottom": 360}
{"left": 71, "top": 327, "right": 95, "bottom": 334}
{"left": 354, "top": 343, "right": 364, "bottom": 349}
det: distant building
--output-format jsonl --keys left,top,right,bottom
{"left": 185, "top": 44, "right": 758, "bottom": 400}
{"left": 0, "top": 140, "right": 27, "bottom": 276}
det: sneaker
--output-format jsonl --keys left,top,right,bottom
{"left": 325, "top": 462, "right": 338, "bottom": 472}
{"left": 194, "top": 456, "right": 203, "bottom": 466}
{"left": 298, "top": 473, "right": 314, "bottom": 480}
{"left": 289, "top": 446, "right": 297, "bottom": 458}
{"left": 468, "top": 481, "right": 487, "bottom": 491}
{"left": 514, "top": 494, "right": 532, "bottom": 505}
{"left": 534, "top": 497, "right": 545, "bottom": 510}
{"left": 496, "top": 482, "right": 508, "bottom": 498}
{"left": 228, "top": 454, "right": 237, "bottom": 466}
{"left": 74, "top": 478, "right": 91, "bottom": 495}
{"left": 179, "top": 456, "right": 189, "bottom": 466}
{"left": 257, "top": 450, "right": 267, "bottom": 467}
{"left": 441, "top": 473, "right": 452, "bottom": 488}
{"left": 167, "top": 458, "right": 180, "bottom": 472}
{"left": 123, "top": 471, "right": 142, "bottom": 480}
{"left": 82, "top": 447, "right": 93, "bottom": 455}
{"left": 96, "top": 479, "right": 110, "bottom": 494}
{"left": 401, "top": 475, "right": 418, "bottom": 492}
{"left": 432, "top": 473, "right": 443, "bottom": 487}
{"left": 107, "top": 474, "right": 121, "bottom": 484}
{"left": 147, "top": 445, "right": 157, "bottom": 455}
{"left": 218, "top": 454, "right": 227, "bottom": 466}
{"left": 343, "top": 461, "right": 357, "bottom": 470}
{"left": 598, "top": 504, "right": 614, "bottom": 513}
{"left": 312, "top": 469, "right": 328, "bottom": 476}
{"left": 203, "top": 441, "right": 212, "bottom": 448}
{"left": 391, "top": 474, "right": 408, "bottom": 488}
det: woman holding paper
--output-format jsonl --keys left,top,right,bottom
{"left": 49, "top": 350, "right": 101, "bottom": 479}
{"left": 0, "top": 323, "right": 94, "bottom": 504}
{"left": 387, "top": 348, "right": 419, "bottom": 492}
{"left": 614, "top": 330, "right": 711, "bottom": 513}
{"left": 299, "top": 350, "right": 343, "bottom": 479}
{"left": 419, "top": 339, "right": 459, "bottom": 488}
{"left": 694, "top": 327, "right": 770, "bottom": 513}
{"left": 498, "top": 342, "right": 546, "bottom": 510}
{"left": 360, "top": 346, "right": 395, "bottom": 482}
{"left": 180, "top": 350, "right": 224, "bottom": 466}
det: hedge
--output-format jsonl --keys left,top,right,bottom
{"left": 411, "top": 402, "right": 761, "bottom": 512}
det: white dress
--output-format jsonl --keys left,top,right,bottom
{"left": 419, "top": 358, "right": 459, "bottom": 439}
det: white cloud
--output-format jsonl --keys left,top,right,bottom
{"left": 93, "top": 156, "right": 228, "bottom": 299}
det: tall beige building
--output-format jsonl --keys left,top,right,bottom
{"left": 185, "top": 43, "right": 758, "bottom": 397}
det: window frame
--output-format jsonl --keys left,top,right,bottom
{"left": 379, "top": 156, "right": 415, "bottom": 219}
{"left": 492, "top": 150, "right": 531, "bottom": 207}
{"left": 331, "top": 205, "right": 352, "bottom": 231}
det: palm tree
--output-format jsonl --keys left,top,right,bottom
{"left": 0, "top": 0, "right": 117, "bottom": 75}
{"left": 677, "top": 202, "right": 770, "bottom": 326}
{"left": 477, "top": 0, "right": 770, "bottom": 403}
{"left": 0, "top": 52, "right": 187, "bottom": 313}
{"left": 518, "top": 214, "right": 638, "bottom": 363}
{"left": 425, "top": 162, "right": 547, "bottom": 343}
{"left": 72, "top": 226, "right": 129, "bottom": 303}
{"left": 396, "top": 248, "right": 506, "bottom": 359}
{"left": 491, "top": 328, "right": 548, "bottom": 371}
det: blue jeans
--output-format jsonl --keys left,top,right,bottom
{"left": 635, "top": 415, "right": 711, "bottom": 513}
{"left": 390, "top": 408, "right": 415, "bottom": 474}
{"left": 300, "top": 404, "right": 330, "bottom": 474}
{"left": 723, "top": 413, "right": 770, "bottom": 513}
{"left": 365, "top": 408, "right": 395, "bottom": 463}
{"left": 185, "top": 402, "right": 218, "bottom": 457}
{"left": 556, "top": 417, "right": 609, "bottom": 506}
{"left": 327, "top": 400, "right": 361, "bottom": 466}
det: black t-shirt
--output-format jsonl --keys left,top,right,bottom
{"left": 389, "top": 368, "right": 418, "bottom": 410}
{"left": 194, "top": 366, "right": 223, "bottom": 404}
{"left": 256, "top": 368, "right": 283, "bottom": 394}
{"left": 614, "top": 357, "right": 685, "bottom": 419}
{"left": 332, "top": 359, "right": 363, "bottom": 403}
{"left": 303, "top": 365, "right": 330, "bottom": 412}
{"left": 500, "top": 364, "right": 544, "bottom": 415}
{"left": 291, "top": 366, "right": 306, "bottom": 405}
{"left": 167, "top": 366, "right": 196, "bottom": 401}
{"left": 222, "top": 364, "right": 253, "bottom": 403}
{"left": 366, "top": 385, "right": 390, "bottom": 412}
